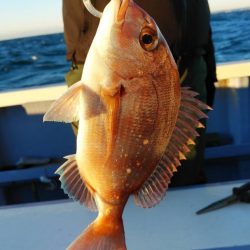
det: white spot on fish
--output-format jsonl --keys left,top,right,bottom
{"left": 143, "top": 139, "right": 149, "bottom": 145}
{"left": 126, "top": 168, "right": 132, "bottom": 174}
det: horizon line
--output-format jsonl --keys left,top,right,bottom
{"left": 0, "top": 7, "right": 249, "bottom": 42}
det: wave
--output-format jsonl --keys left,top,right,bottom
{"left": 0, "top": 10, "right": 250, "bottom": 91}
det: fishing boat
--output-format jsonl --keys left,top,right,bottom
{"left": 0, "top": 0, "right": 250, "bottom": 248}
{"left": 0, "top": 58, "right": 250, "bottom": 249}
{"left": 0, "top": 60, "right": 249, "bottom": 205}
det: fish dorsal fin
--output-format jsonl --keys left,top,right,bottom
{"left": 56, "top": 155, "right": 97, "bottom": 211}
{"left": 43, "top": 81, "right": 84, "bottom": 123}
{"left": 134, "top": 87, "right": 210, "bottom": 208}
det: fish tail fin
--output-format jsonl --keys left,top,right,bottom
{"left": 67, "top": 216, "right": 127, "bottom": 250}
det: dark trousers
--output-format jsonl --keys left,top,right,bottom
{"left": 171, "top": 55, "right": 208, "bottom": 186}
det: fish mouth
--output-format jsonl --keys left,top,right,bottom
{"left": 117, "top": 0, "right": 130, "bottom": 22}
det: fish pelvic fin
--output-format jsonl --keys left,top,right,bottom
{"left": 56, "top": 155, "right": 97, "bottom": 211}
{"left": 101, "top": 86, "right": 123, "bottom": 160}
{"left": 67, "top": 213, "right": 127, "bottom": 250}
{"left": 43, "top": 81, "right": 84, "bottom": 123}
{"left": 134, "top": 87, "right": 210, "bottom": 208}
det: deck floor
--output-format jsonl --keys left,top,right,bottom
{"left": 0, "top": 180, "right": 250, "bottom": 250}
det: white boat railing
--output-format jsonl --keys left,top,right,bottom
{"left": 0, "top": 60, "right": 249, "bottom": 111}
{"left": 215, "top": 60, "right": 250, "bottom": 88}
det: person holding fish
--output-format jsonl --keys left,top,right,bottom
{"left": 62, "top": 0, "right": 217, "bottom": 185}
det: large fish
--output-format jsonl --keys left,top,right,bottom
{"left": 44, "top": 0, "right": 209, "bottom": 249}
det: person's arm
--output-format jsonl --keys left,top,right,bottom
{"left": 204, "top": 27, "right": 217, "bottom": 107}
{"left": 63, "top": 0, "right": 86, "bottom": 63}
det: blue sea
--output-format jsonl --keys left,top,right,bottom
{"left": 0, "top": 9, "right": 249, "bottom": 92}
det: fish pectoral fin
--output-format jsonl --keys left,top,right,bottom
{"left": 55, "top": 155, "right": 97, "bottom": 211}
{"left": 43, "top": 80, "right": 85, "bottom": 123}
{"left": 134, "top": 87, "right": 210, "bottom": 209}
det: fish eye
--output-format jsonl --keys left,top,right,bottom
{"left": 142, "top": 34, "right": 153, "bottom": 44}
{"left": 139, "top": 27, "right": 158, "bottom": 51}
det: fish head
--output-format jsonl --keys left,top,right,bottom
{"left": 89, "top": 0, "right": 178, "bottom": 94}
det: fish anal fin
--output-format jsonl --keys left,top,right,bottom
{"left": 133, "top": 163, "right": 172, "bottom": 208}
{"left": 134, "top": 87, "right": 209, "bottom": 208}
{"left": 56, "top": 155, "right": 97, "bottom": 211}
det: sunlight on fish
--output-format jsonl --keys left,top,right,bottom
{"left": 44, "top": 0, "right": 210, "bottom": 249}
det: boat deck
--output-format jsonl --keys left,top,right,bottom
{"left": 0, "top": 180, "right": 249, "bottom": 250}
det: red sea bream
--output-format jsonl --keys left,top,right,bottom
{"left": 44, "top": 0, "right": 209, "bottom": 249}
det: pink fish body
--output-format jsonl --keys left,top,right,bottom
{"left": 44, "top": 0, "right": 209, "bottom": 249}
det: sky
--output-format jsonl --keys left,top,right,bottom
{"left": 0, "top": 0, "right": 63, "bottom": 40}
{"left": 0, "top": 0, "right": 250, "bottom": 41}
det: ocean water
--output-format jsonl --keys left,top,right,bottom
{"left": 0, "top": 9, "right": 249, "bottom": 92}
{"left": 211, "top": 9, "right": 250, "bottom": 62}
{"left": 0, "top": 34, "right": 68, "bottom": 91}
